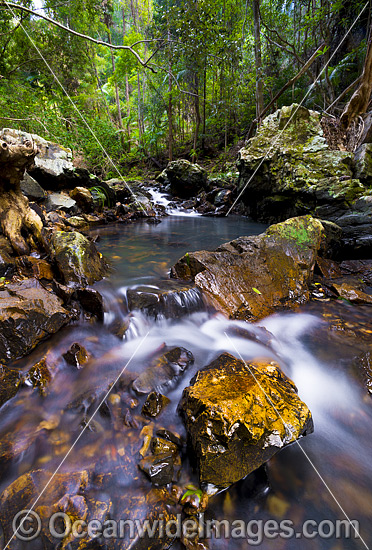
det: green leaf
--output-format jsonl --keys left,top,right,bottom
{"left": 252, "top": 287, "right": 262, "bottom": 295}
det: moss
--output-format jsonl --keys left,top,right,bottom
{"left": 266, "top": 215, "right": 323, "bottom": 248}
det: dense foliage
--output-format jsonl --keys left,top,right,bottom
{"left": 0, "top": 0, "right": 369, "bottom": 176}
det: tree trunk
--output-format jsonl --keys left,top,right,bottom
{"left": 193, "top": 74, "right": 201, "bottom": 163}
{"left": 341, "top": 35, "right": 372, "bottom": 131}
{"left": 168, "top": 28, "right": 173, "bottom": 162}
{"left": 253, "top": 0, "right": 264, "bottom": 122}
{"left": 0, "top": 131, "right": 46, "bottom": 256}
{"left": 107, "top": 27, "right": 125, "bottom": 147}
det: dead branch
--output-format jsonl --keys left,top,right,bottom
{"left": 0, "top": 2, "right": 157, "bottom": 73}
{"left": 257, "top": 42, "right": 325, "bottom": 122}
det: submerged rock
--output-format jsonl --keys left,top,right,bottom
{"left": 0, "top": 279, "right": 71, "bottom": 363}
{"left": 172, "top": 215, "right": 337, "bottom": 320}
{"left": 133, "top": 347, "right": 194, "bottom": 394}
{"left": 158, "top": 160, "right": 208, "bottom": 198}
{"left": 51, "top": 231, "right": 107, "bottom": 286}
{"left": 127, "top": 282, "right": 204, "bottom": 318}
{"left": 0, "top": 365, "right": 22, "bottom": 407}
{"left": 179, "top": 352, "right": 313, "bottom": 489}
{"left": 142, "top": 391, "right": 170, "bottom": 417}
{"left": 63, "top": 343, "right": 90, "bottom": 368}
{"left": 138, "top": 453, "right": 174, "bottom": 486}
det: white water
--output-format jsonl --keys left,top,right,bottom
{"left": 1, "top": 216, "right": 372, "bottom": 550}
{"left": 147, "top": 187, "right": 202, "bottom": 217}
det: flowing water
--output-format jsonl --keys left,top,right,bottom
{"left": 1, "top": 214, "right": 372, "bottom": 550}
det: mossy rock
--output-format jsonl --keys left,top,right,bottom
{"left": 51, "top": 231, "right": 107, "bottom": 286}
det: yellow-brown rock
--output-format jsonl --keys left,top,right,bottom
{"left": 179, "top": 352, "right": 313, "bottom": 489}
{"left": 171, "top": 215, "right": 340, "bottom": 320}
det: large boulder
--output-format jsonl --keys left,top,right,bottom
{"left": 51, "top": 231, "right": 107, "bottom": 286}
{"left": 1, "top": 129, "right": 91, "bottom": 191}
{"left": 236, "top": 104, "right": 372, "bottom": 253}
{"left": 158, "top": 160, "right": 208, "bottom": 198}
{"left": 171, "top": 215, "right": 340, "bottom": 320}
{"left": 179, "top": 352, "right": 313, "bottom": 489}
{"left": 0, "top": 279, "right": 71, "bottom": 363}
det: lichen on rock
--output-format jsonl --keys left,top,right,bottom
{"left": 179, "top": 352, "right": 313, "bottom": 489}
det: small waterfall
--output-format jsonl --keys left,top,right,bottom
{"left": 147, "top": 187, "right": 202, "bottom": 217}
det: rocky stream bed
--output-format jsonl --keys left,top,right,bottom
{"left": 0, "top": 112, "right": 372, "bottom": 549}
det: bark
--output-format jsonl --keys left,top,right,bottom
{"left": 0, "top": 132, "right": 46, "bottom": 256}
{"left": 167, "top": 26, "right": 173, "bottom": 161}
{"left": 193, "top": 74, "right": 201, "bottom": 163}
{"left": 341, "top": 35, "right": 372, "bottom": 131}
{"left": 106, "top": 27, "right": 125, "bottom": 148}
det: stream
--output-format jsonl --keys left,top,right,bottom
{"left": 1, "top": 213, "right": 372, "bottom": 549}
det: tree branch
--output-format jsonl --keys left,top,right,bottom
{"left": 0, "top": 1, "right": 157, "bottom": 72}
{"left": 257, "top": 42, "right": 325, "bottom": 122}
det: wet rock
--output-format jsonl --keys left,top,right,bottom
{"left": 156, "top": 428, "right": 183, "bottom": 449}
{"left": 113, "top": 488, "right": 177, "bottom": 550}
{"left": 142, "top": 391, "right": 170, "bottom": 417}
{"left": 127, "top": 282, "right": 204, "bottom": 319}
{"left": 20, "top": 172, "right": 46, "bottom": 201}
{"left": 151, "top": 436, "right": 179, "bottom": 457}
{"left": 332, "top": 282, "right": 372, "bottom": 304}
{"left": 0, "top": 365, "right": 22, "bottom": 407}
{"left": 63, "top": 343, "right": 90, "bottom": 368}
{"left": 133, "top": 347, "right": 194, "bottom": 395}
{"left": 65, "top": 215, "right": 88, "bottom": 229}
{"left": 70, "top": 186, "right": 94, "bottom": 212}
{"left": 355, "top": 350, "right": 372, "bottom": 394}
{"left": 138, "top": 452, "right": 174, "bottom": 486}
{"left": 52, "top": 280, "right": 75, "bottom": 304}
{"left": 24, "top": 357, "right": 52, "bottom": 395}
{"left": 44, "top": 192, "right": 77, "bottom": 213}
{"left": 340, "top": 259, "right": 372, "bottom": 285}
{"left": 0, "top": 469, "right": 93, "bottom": 549}
{"left": 0, "top": 279, "right": 71, "bottom": 363}
{"left": 15, "top": 256, "right": 54, "bottom": 280}
{"left": 316, "top": 257, "right": 342, "bottom": 279}
{"left": 51, "top": 231, "right": 107, "bottom": 286}
{"left": 0, "top": 236, "right": 16, "bottom": 278}
{"left": 172, "top": 215, "right": 333, "bottom": 320}
{"left": 158, "top": 160, "right": 208, "bottom": 199}
{"left": 214, "top": 189, "right": 233, "bottom": 206}
{"left": 75, "top": 287, "right": 104, "bottom": 321}
{"left": 179, "top": 352, "right": 313, "bottom": 488}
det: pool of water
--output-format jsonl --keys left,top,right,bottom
{"left": 90, "top": 216, "right": 268, "bottom": 286}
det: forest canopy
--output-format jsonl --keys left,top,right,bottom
{"left": 0, "top": 0, "right": 370, "bottom": 176}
